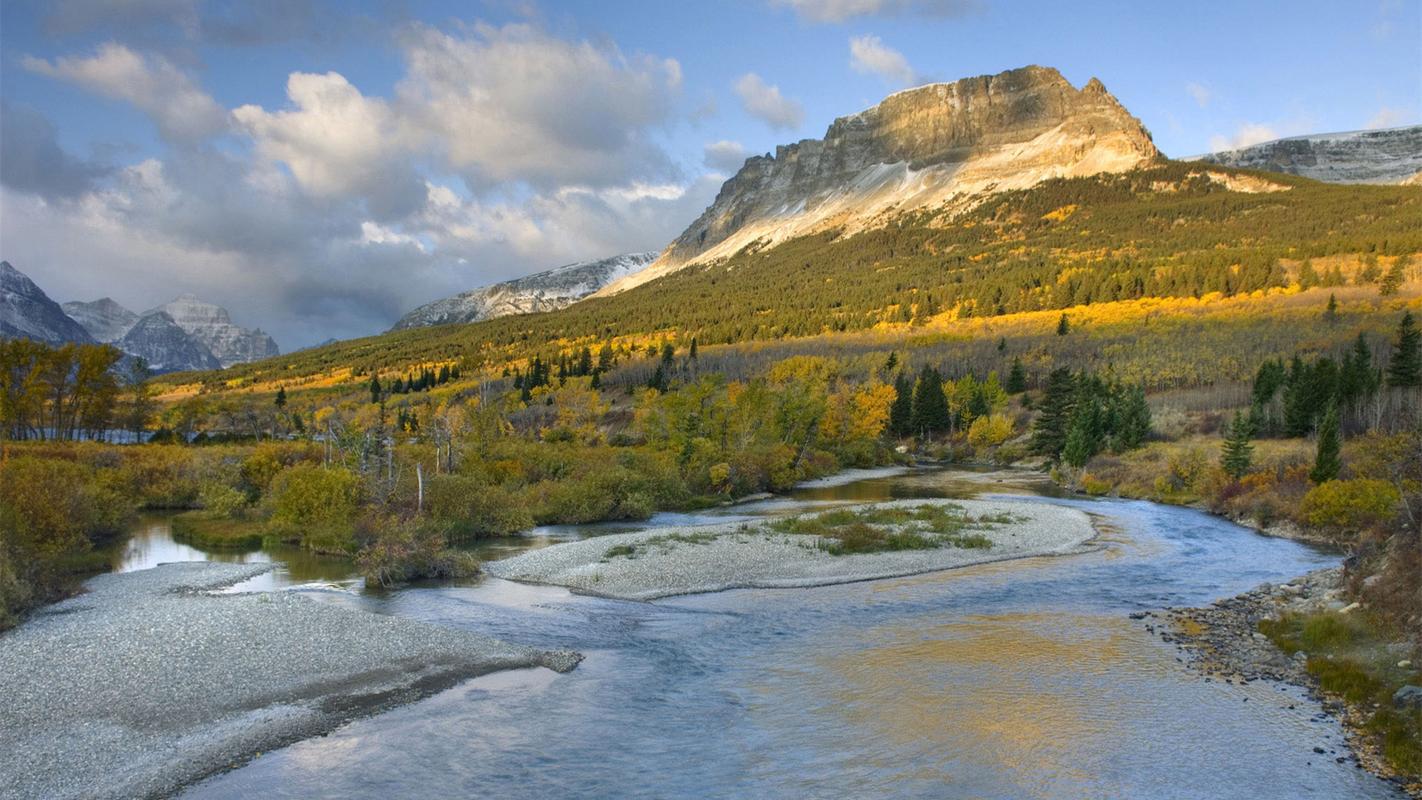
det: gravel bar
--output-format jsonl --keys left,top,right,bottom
{"left": 487, "top": 498, "right": 1098, "bottom": 601}
{"left": 0, "top": 562, "right": 581, "bottom": 800}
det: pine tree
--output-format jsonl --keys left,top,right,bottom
{"left": 996, "top": 336, "right": 1007, "bottom": 353}
{"left": 1030, "top": 367, "right": 1076, "bottom": 459}
{"left": 1323, "top": 293, "right": 1338, "bottom": 324}
{"left": 647, "top": 364, "right": 668, "bottom": 393}
{"left": 1056, "top": 314, "right": 1070, "bottom": 336}
{"left": 1006, "top": 357, "right": 1027, "bottom": 394}
{"left": 1061, "top": 411, "right": 1096, "bottom": 468}
{"left": 1310, "top": 403, "right": 1342, "bottom": 484}
{"left": 688, "top": 338, "right": 699, "bottom": 361}
{"left": 274, "top": 386, "right": 287, "bottom": 409}
{"left": 1114, "top": 384, "right": 1151, "bottom": 451}
{"left": 1379, "top": 261, "right": 1404, "bottom": 296}
{"left": 369, "top": 375, "right": 382, "bottom": 405}
{"left": 888, "top": 372, "right": 914, "bottom": 436}
{"left": 909, "top": 365, "right": 950, "bottom": 436}
{"left": 1220, "top": 410, "right": 1254, "bottom": 480}
{"left": 1387, "top": 311, "right": 1421, "bottom": 388}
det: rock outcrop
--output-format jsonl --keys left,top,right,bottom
{"left": 393, "top": 252, "right": 657, "bottom": 330}
{"left": 118, "top": 311, "right": 222, "bottom": 373}
{"left": 0, "top": 261, "right": 95, "bottom": 346}
{"left": 1193, "top": 125, "right": 1422, "bottom": 185}
{"left": 147, "top": 294, "right": 279, "bottom": 368}
{"left": 62, "top": 297, "right": 139, "bottom": 343}
{"left": 598, "top": 65, "right": 1160, "bottom": 295}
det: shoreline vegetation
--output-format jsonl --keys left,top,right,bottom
{"left": 486, "top": 499, "right": 1097, "bottom": 601}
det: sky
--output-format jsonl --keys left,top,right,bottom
{"left": 1, "top": 0, "right": 1419, "bottom": 349}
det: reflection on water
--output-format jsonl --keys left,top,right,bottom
{"left": 133, "top": 469, "right": 1404, "bottom": 799}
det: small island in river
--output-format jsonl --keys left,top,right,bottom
{"left": 487, "top": 498, "right": 1099, "bottom": 601}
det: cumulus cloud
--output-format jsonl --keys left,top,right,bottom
{"left": 849, "top": 35, "right": 918, "bottom": 87}
{"left": 0, "top": 102, "right": 109, "bottom": 201}
{"left": 1185, "top": 81, "right": 1211, "bottom": 108}
{"left": 773, "top": 0, "right": 979, "bottom": 22}
{"left": 735, "top": 73, "right": 804, "bottom": 130}
{"left": 22, "top": 43, "right": 227, "bottom": 142}
{"left": 394, "top": 22, "right": 683, "bottom": 189}
{"left": 233, "top": 71, "right": 425, "bottom": 219}
{"left": 1208, "top": 123, "right": 1280, "bottom": 152}
{"left": 703, "top": 140, "right": 749, "bottom": 172}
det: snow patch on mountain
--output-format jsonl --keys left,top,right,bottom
{"left": 1191, "top": 125, "right": 1422, "bottom": 184}
{"left": 1, "top": 261, "right": 96, "bottom": 346}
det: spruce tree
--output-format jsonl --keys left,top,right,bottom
{"left": 1387, "top": 311, "right": 1421, "bottom": 388}
{"left": 1061, "top": 411, "right": 1095, "bottom": 468}
{"left": 1056, "top": 314, "right": 1070, "bottom": 336}
{"left": 1310, "top": 403, "right": 1342, "bottom": 484}
{"left": 1114, "top": 385, "right": 1151, "bottom": 451}
{"left": 910, "top": 365, "right": 950, "bottom": 437}
{"left": 1220, "top": 410, "right": 1254, "bottom": 480}
{"left": 274, "top": 386, "right": 287, "bottom": 409}
{"left": 888, "top": 372, "right": 914, "bottom": 436}
{"left": 369, "top": 375, "right": 381, "bottom": 405}
{"left": 1323, "top": 293, "right": 1338, "bottom": 324}
{"left": 1030, "top": 367, "right": 1076, "bottom": 459}
{"left": 688, "top": 338, "right": 699, "bottom": 361}
{"left": 1006, "top": 357, "right": 1027, "bottom": 394}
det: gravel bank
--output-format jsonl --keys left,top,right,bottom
{"left": 487, "top": 498, "right": 1097, "bottom": 601}
{"left": 1144, "top": 568, "right": 1420, "bottom": 796}
{"left": 0, "top": 562, "right": 580, "bottom": 800}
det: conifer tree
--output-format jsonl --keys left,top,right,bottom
{"left": 1031, "top": 367, "right": 1076, "bottom": 458}
{"left": 1323, "top": 293, "right": 1338, "bottom": 324}
{"left": 1220, "top": 411, "right": 1254, "bottom": 480}
{"left": 1056, "top": 314, "right": 1070, "bottom": 336}
{"left": 888, "top": 372, "right": 914, "bottom": 436}
{"left": 1006, "top": 357, "right": 1027, "bottom": 394}
{"left": 910, "top": 365, "right": 950, "bottom": 436}
{"left": 1310, "top": 403, "right": 1341, "bottom": 484}
{"left": 369, "top": 375, "right": 381, "bottom": 405}
{"left": 1061, "top": 410, "right": 1095, "bottom": 468}
{"left": 274, "top": 386, "right": 287, "bottom": 409}
{"left": 1387, "top": 311, "right": 1421, "bottom": 388}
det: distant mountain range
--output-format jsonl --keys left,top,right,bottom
{"left": 1191, "top": 125, "right": 1422, "bottom": 185}
{"left": 0, "top": 261, "right": 278, "bottom": 373}
{"left": 392, "top": 252, "right": 657, "bottom": 331}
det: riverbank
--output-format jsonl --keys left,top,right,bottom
{"left": 1146, "top": 568, "right": 1422, "bottom": 797}
{"left": 0, "top": 562, "right": 581, "bottom": 800}
{"left": 487, "top": 498, "right": 1098, "bottom": 600}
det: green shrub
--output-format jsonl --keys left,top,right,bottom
{"left": 1300, "top": 479, "right": 1400, "bottom": 531}
{"left": 198, "top": 482, "right": 248, "bottom": 518}
{"left": 171, "top": 513, "right": 264, "bottom": 549}
{"left": 265, "top": 464, "right": 363, "bottom": 553}
{"left": 357, "top": 519, "right": 480, "bottom": 587}
{"left": 425, "top": 474, "right": 533, "bottom": 540}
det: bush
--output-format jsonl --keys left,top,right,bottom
{"left": 171, "top": 513, "right": 264, "bottom": 549}
{"left": 198, "top": 482, "right": 249, "bottom": 518}
{"left": 425, "top": 475, "right": 534, "bottom": 540}
{"left": 1300, "top": 479, "right": 1400, "bottom": 532}
{"left": 967, "top": 413, "right": 1014, "bottom": 450}
{"left": 265, "top": 464, "right": 363, "bottom": 552}
{"left": 357, "top": 518, "right": 480, "bottom": 587}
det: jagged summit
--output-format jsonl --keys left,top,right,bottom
{"left": 598, "top": 65, "right": 1159, "bottom": 295}
{"left": 1, "top": 261, "right": 96, "bottom": 346}
{"left": 147, "top": 295, "right": 279, "bottom": 368}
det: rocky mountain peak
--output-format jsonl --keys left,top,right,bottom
{"left": 62, "top": 297, "right": 140, "bottom": 343}
{"left": 1, "top": 261, "right": 96, "bottom": 345}
{"left": 148, "top": 295, "right": 278, "bottom": 368}
{"left": 597, "top": 65, "right": 1159, "bottom": 296}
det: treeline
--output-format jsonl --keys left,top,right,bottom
{"left": 0, "top": 339, "right": 148, "bottom": 442}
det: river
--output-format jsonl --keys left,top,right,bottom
{"left": 112, "top": 467, "right": 1404, "bottom": 798}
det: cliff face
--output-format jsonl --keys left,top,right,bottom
{"left": 62, "top": 298, "right": 139, "bottom": 343}
{"left": 598, "top": 65, "right": 1159, "bottom": 295}
{"left": 118, "top": 312, "right": 222, "bottom": 373}
{"left": 392, "top": 253, "right": 657, "bottom": 330}
{"left": 147, "top": 295, "right": 279, "bottom": 368}
{"left": 0, "top": 261, "right": 95, "bottom": 346}
{"left": 1194, "top": 126, "right": 1422, "bottom": 185}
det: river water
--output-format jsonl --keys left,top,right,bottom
{"left": 115, "top": 467, "right": 1404, "bottom": 799}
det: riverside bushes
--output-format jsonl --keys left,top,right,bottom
{"left": 264, "top": 464, "right": 364, "bottom": 553}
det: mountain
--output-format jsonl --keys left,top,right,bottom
{"left": 147, "top": 294, "right": 279, "bottom": 368}
{"left": 392, "top": 252, "right": 658, "bottom": 331}
{"left": 117, "top": 312, "right": 221, "bottom": 373}
{"left": 1192, "top": 125, "right": 1422, "bottom": 184}
{"left": 62, "top": 298, "right": 139, "bottom": 343}
{"left": 598, "top": 65, "right": 1159, "bottom": 296}
{"left": 0, "top": 261, "right": 96, "bottom": 346}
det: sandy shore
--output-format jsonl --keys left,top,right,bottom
{"left": 0, "top": 562, "right": 580, "bottom": 800}
{"left": 487, "top": 498, "right": 1098, "bottom": 601}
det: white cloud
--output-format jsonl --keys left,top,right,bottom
{"left": 22, "top": 43, "right": 227, "bottom": 142}
{"left": 1365, "top": 105, "right": 1409, "bottom": 129}
{"left": 1209, "top": 122, "right": 1280, "bottom": 152}
{"left": 735, "top": 73, "right": 804, "bottom": 130}
{"left": 703, "top": 140, "right": 749, "bottom": 172}
{"left": 232, "top": 71, "right": 423, "bottom": 216}
{"left": 772, "top": 0, "right": 978, "bottom": 22}
{"left": 395, "top": 22, "right": 683, "bottom": 189}
{"left": 849, "top": 35, "right": 918, "bottom": 87}
{"left": 1185, "top": 81, "right": 1211, "bottom": 108}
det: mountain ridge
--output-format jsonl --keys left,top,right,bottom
{"left": 1191, "top": 125, "right": 1422, "bottom": 184}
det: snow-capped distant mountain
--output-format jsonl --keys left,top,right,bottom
{"left": 62, "top": 297, "right": 139, "bottom": 343}
{"left": 392, "top": 252, "right": 658, "bottom": 331}
{"left": 1192, "top": 125, "right": 1422, "bottom": 184}
{"left": 1, "top": 261, "right": 96, "bottom": 346}
{"left": 147, "top": 294, "right": 280, "bottom": 368}
{"left": 118, "top": 311, "right": 222, "bottom": 373}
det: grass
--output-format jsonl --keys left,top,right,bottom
{"left": 170, "top": 513, "right": 265, "bottom": 550}
{"left": 767, "top": 504, "right": 1004, "bottom": 555}
{"left": 1259, "top": 610, "right": 1422, "bottom": 778}
{"left": 602, "top": 531, "right": 720, "bottom": 560}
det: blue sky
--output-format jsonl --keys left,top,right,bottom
{"left": 2, "top": 0, "right": 1419, "bottom": 348}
